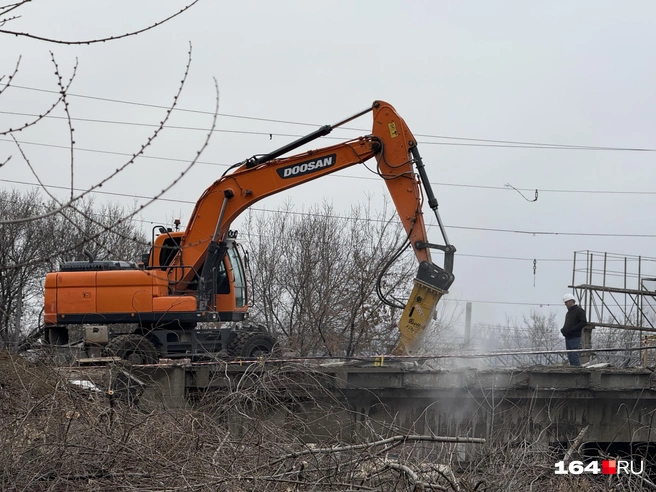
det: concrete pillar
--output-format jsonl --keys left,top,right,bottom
{"left": 134, "top": 366, "right": 187, "bottom": 411}
{"left": 580, "top": 325, "right": 593, "bottom": 364}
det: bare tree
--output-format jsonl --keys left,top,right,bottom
{"left": 243, "top": 200, "right": 417, "bottom": 357}
{"left": 0, "top": 189, "right": 45, "bottom": 347}
{"left": 43, "top": 197, "right": 148, "bottom": 266}
{"left": 0, "top": 189, "right": 147, "bottom": 349}
{"left": 495, "top": 310, "right": 561, "bottom": 366}
{"left": 591, "top": 320, "right": 642, "bottom": 367}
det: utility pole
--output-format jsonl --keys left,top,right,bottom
{"left": 464, "top": 302, "right": 472, "bottom": 348}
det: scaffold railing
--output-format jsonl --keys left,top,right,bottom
{"left": 569, "top": 250, "right": 656, "bottom": 330}
{"left": 569, "top": 250, "right": 656, "bottom": 366}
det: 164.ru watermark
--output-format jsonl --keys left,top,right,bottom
{"left": 555, "top": 460, "right": 644, "bottom": 475}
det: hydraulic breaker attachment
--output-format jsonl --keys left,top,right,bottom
{"left": 392, "top": 261, "right": 454, "bottom": 356}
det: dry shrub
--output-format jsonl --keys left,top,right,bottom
{"left": 1, "top": 352, "right": 653, "bottom": 491}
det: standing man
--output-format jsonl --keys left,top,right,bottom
{"left": 561, "top": 293, "right": 587, "bottom": 366}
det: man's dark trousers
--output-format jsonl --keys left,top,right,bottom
{"left": 566, "top": 337, "right": 581, "bottom": 366}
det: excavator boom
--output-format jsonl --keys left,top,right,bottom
{"left": 171, "top": 102, "right": 452, "bottom": 276}
{"left": 167, "top": 100, "right": 455, "bottom": 354}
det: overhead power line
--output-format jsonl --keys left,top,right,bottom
{"left": 0, "top": 176, "right": 193, "bottom": 204}
{"left": 441, "top": 224, "right": 656, "bottom": 238}
{"left": 0, "top": 110, "right": 309, "bottom": 140}
{"left": 1, "top": 137, "right": 655, "bottom": 196}
{"left": 0, "top": 136, "right": 229, "bottom": 167}
{"left": 440, "top": 298, "right": 559, "bottom": 306}
{"left": 9, "top": 85, "right": 656, "bottom": 152}
{"left": 2, "top": 176, "right": 655, "bottom": 240}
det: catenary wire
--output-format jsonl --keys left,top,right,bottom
{"left": 2, "top": 176, "right": 656, "bottom": 239}
{"left": 7, "top": 85, "right": 656, "bottom": 152}
{"left": 1, "top": 136, "right": 655, "bottom": 196}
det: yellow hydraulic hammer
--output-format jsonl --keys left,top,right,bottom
{"left": 392, "top": 278, "right": 446, "bottom": 355}
{"left": 391, "top": 258, "right": 454, "bottom": 356}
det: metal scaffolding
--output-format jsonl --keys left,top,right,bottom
{"left": 569, "top": 250, "right": 656, "bottom": 365}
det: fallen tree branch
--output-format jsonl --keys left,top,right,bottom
{"left": 563, "top": 425, "right": 589, "bottom": 462}
{"left": 383, "top": 461, "right": 447, "bottom": 491}
{"left": 272, "top": 434, "right": 486, "bottom": 465}
{"left": 244, "top": 476, "right": 377, "bottom": 490}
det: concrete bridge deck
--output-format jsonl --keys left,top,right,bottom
{"left": 106, "top": 360, "right": 656, "bottom": 447}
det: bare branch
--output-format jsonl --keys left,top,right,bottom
{"left": 0, "top": 54, "right": 20, "bottom": 97}
{"left": 0, "top": 54, "right": 73, "bottom": 185}
{"left": 18, "top": 137, "right": 148, "bottom": 256}
{"left": 1, "top": 44, "right": 188, "bottom": 227}
{"left": 0, "top": 56, "right": 68, "bottom": 137}
{"left": 562, "top": 424, "right": 588, "bottom": 462}
{"left": 0, "top": 1, "right": 200, "bottom": 45}
{"left": 3, "top": 61, "right": 218, "bottom": 269}
{"left": 48, "top": 51, "right": 77, "bottom": 199}
{"left": 0, "top": 15, "right": 20, "bottom": 27}
{"left": 273, "top": 434, "right": 486, "bottom": 463}
{"left": 2, "top": 136, "right": 80, "bottom": 224}
{"left": 0, "top": 0, "right": 30, "bottom": 21}
{"left": 382, "top": 461, "right": 448, "bottom": 491}
{"left": 64, "top": 43, "right": 193, "bottom": 209}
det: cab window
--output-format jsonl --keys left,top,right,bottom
{"left": 227, "top": 246, "right": 246, "bottom": 308}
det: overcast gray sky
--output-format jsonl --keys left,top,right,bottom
{"left": 2, "top": 1, "right": 655, "bottom": 331}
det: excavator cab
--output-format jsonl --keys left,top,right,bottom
{"left": 146, "top": 226, "right": 248, "bottom": 315}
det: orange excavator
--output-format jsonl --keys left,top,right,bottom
{"left": 43, "top": 101, "right": 455, "bottom": 362}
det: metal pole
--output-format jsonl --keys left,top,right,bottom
{"left": 587, "top": 252, "right": 593, "bottom": 318}
{"left": 624, "top": 256, "right": 627, "bottom": 324}
{"left": 464, "top": 302, "right": 472, "bottom": 348}
{"left": 639, "top": 256, "right": 643, "bottom": 366}
{"left": 601, "top": 252, "right": 607, "bottom": 325}
{"left": 14, "top": 279, "right": 22, "bottom": 351}
{"left": 638, "top": 255, "right": 643, "bottom": 330}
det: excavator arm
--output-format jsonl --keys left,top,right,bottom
{"left": 169, "top": 100, "right": 455, "bottom": 355}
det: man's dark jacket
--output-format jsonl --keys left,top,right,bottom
{"left": 561, "top": 304, "right": 587, "bottom": 339}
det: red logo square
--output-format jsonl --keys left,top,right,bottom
{"left": 602, "top": 460, "right": 616, "bottom": 475}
